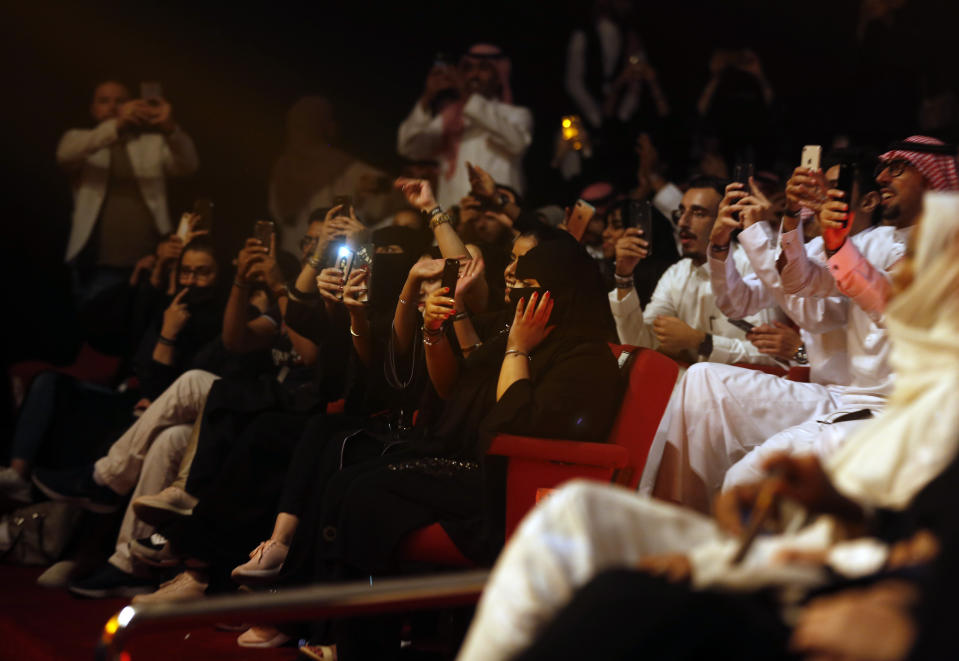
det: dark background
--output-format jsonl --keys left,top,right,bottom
{"left": 2, "top": 0, "right": 957, "bottom": 364}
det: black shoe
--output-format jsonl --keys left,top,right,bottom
{"left": 68, "top": 564, "right": 155, "bottom": 599}
{"left": 32, "top": 465, "right": 122, "bottom": 513}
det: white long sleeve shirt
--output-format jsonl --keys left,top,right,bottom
{"left": 397, "top": 94, "right": 533, "bottom": 210}
{"left": 57, "top": 119, "right": 199, "bottom": 262}
{"left": 610, "top": 246, "right": 781, "bottom": 366}
{"left": 710, "top": 223, "right": 851, "bottom": 386}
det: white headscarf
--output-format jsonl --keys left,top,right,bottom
{"left": 827, "top": 192, "right": 959, "bottom": 508}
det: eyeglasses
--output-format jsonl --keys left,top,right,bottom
{"left": 874, "top": 158, "right": 911, "bottom": 179}
{"left": 179, "top": 266, "right": 216, "bottom": 278}
{"left": 671, "top": 207, "right": 712, "bottom": 223}
{"left": 300, "top": 235, "right": 319, "bottom": 252}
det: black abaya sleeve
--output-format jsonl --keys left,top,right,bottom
{"left": 477, "top": 338, "right": 622, "bottom": 452}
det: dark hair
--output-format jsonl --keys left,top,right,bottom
{"left": 180, "top": 236, "right": 218, "bottom": 264}
{"left": 687, "top": 175, "right": 728, "bottom": 197}
{"left": 495, "top": 183, "right": 524, "bottom": 209}
{"left": 518, "top": 222, "right": 569, "bottom": 245}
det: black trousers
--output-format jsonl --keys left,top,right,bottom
{"left": 515, "top": 569, "right": 795, "bottom": 661}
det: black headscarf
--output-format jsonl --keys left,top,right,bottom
{"left": 511, "top": 226, "right": 617, "bottom": 343}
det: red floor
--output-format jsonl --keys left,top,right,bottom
{"left": 0, "top": 565, "right": 298, "bottom": 661}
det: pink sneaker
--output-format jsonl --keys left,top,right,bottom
{"left": 231, "top": 539, "right": 288, "bottom": 583}
{"left": 237, "top": 625, "right": 291, "bottom": 648}
{"left": 131, "top": 569, "right": 208, "bottom": 604}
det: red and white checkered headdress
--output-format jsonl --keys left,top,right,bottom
{"left": 879, "top": 135, "right": 959, "bottom": 191}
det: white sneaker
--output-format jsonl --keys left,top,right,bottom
{"left": 231, "top": 539, "right": 289, "bottom": 583}
{"left": 132, "top": 486, "right": 198, "bottom": 526}
{"left": 131, "top": 569, "right": 208, "bottom": 604}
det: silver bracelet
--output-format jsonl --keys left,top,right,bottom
{"left": 614, "top": 273, "right": 634, "bottom": 290}
{"left": 504, "top": 349, "right": 531, "bottom": 361}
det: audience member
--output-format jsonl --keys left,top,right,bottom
{"left": 59, "top": 80, "right": 198, "bottom": 306}
{"left": 610, "top": 175, "right": 782, "bottom": 365}
{"left": 398, "top": 44, "right": 533, "bottom": 209}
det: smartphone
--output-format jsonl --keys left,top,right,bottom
{"left": 332, "top": 195, "right": 352, "bottom": 216}
{"left": 728, "top": 319, "right": 755, "bottom": 334}
{"left": 565, "top": 199, "right": 595, "bottom": 242}
{"left": 733, "top": 162, "right": 754, "bottom": 187}
{"left": 192, "top": 198, "right": 214, "bottom": 232}
{"left": 441, "top": 258, "right": 459, "bottom": 296}
{"left": 835, "top": 163, "right": 855, "bottom": 229}
{"left": 352, "top": 245, "right": 372, "bottom": 304}
{"left": 625, "top": 199, "right": 653, "bottom": 257}
{"left": 253, "top": 220, "right": 275, "bottom": 249}
{"left": 140, "top": 81, "right": 163, "bottom": 104}
{"left": 176, "top": 213, "right": 191, "bottom": 241}
{"left": 334, "top": 245, "right": 355, "bottom": 300}
{"left": 801, "top": 145, "right": 822, "bottom": 172}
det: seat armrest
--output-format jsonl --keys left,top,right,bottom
{"left": 487, "top": 434, "right": 628, "bottom": 469}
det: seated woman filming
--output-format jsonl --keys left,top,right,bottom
{"left": 278, "top": 222, "right": 623, "bottom": 656}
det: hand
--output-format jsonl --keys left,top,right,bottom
{"left": 790, "top": 581, "right": 917, "bottom": 661}
{"left": 178, "top": 212, "right": 210, "bottom": 245}
{"left": 652, "top": 315, "right": 705, "bottom": 356}
{"left": 337, "top": 206, "right": 368, "bottom": 247}
{"left": 507, "top": 290, "right": 555, "bottom": 353}
{"left": 146, "top": 97, "right": 175, "bottom": 133}
{"left": 236, "top": 237, "right": 269, "bottom": 285}
{"left": 636, "top": 553, "right": 692, "bottom": 583}
{"left": 886, "top": 529, "right": 940, "bottom": 570}
{"left": 245, "top": 234, "right": 284, "bottom": 292}
{"left": 712, "top": 182, "right": 747, "bottom": 246}
{"left": 341, "top": 268, "right": 369, "bottom": 311}
{"left": 116, "top": 100, "right": 151, "bottom": 130}
{"left": 406, "top": 258, "right": 445, "bottom": 287}
{"left": 466, "top": 161, "right": 496, "bottom": 200}
{"left": 785, "top": 166, "right": 827, "bottom": 215}
{"left": 737, "top": 49, "right": 764, "bottom": 79}
{"left": 746, "top": 321, "right": 802, "bottom": 361}
{"left": 714, "top": 454, "right": 860, "bottom": 536}
{"left": 453, "top": 256, "right": 485, "bottom": 306}
{"left": 161, "top": 288, "right": 191, "bottom": 338}
{"left": 130, "top": 253, "right": 157, "bottom": 285}
{"left": 394, "top": 177, "right": 438, "bottom": 213}
{"left": 614, "top": 228, "right": 650, "bottom": 275}
{"left": 820, "top": 189, "right": 853, "bottom": 251}
{"left": 739, "top": 176, "right": 779, "bottom": 228}
{"left": 422, "top": 65, "right": 460, "bottom": 106}
{"left": 156, "top": 235, "right": 184, "bottom": 268}
{"left": 316, "top": 267, "right": 345, "bottom": 304}
{"left": 423, "top": 287, "right": 456, "bottom": 331}
{"left": 458, "top": 194, "right": 484, "bottom": 225}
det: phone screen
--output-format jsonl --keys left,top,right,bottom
{"left": 801, "top": 145, "right": 822, "bottom": 171}
{"left": 140, "top": 81, "right": 163, "bottom": 104}
{"left": 333, "top": 195, "right": 352, "bottom": 215}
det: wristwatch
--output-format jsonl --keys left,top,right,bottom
{"left": 697, "top": 333, "right": 713, "bottom": 358}
{"left": 792, "top": 344, "right": 809, "bottom": 365}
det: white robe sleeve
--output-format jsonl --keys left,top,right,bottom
{"left": 397, "top": 102, "right": 444, "bottom": 161}
{"left": 461, "top": 95, "right": 533, "bottom": 156}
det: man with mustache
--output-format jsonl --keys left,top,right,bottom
{"left": 398, "top": 44, "right": 533, "bottom": 210}
{"left": 610, "top": 176, "right": 782, "bottom": 366}
{"left": 647, "top": 137, "right": 958, "bottom": 512}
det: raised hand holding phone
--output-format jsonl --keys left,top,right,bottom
{"left": 821, "top": 164, "right": 855, "bottom": 252}
{"left": 394, "top": 177, "right": 438, "bottom": 212}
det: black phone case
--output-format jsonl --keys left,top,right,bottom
{"left": 441, "top": 260, "right": 459, "bottom": 294}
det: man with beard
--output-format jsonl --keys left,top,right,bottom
{"left": 610, "top": 176, "right": 782, "bottom": 366}
{"left": 644, "top": 137, "right": 959, "bottom": 513}
{"left": 397, "top": 44, "right": 533, "bottom": 209}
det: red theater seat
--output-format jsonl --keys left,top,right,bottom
{"left": 397, "top": 345, "right": 679, "bottom": 567}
